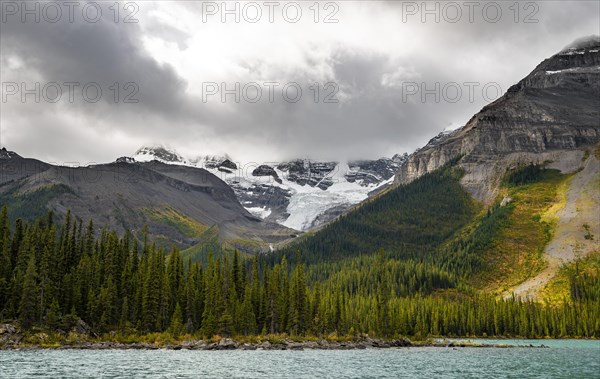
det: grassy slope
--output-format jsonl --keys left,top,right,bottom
{"left": 144, "top": 206, "right": 209, "bottom": 237}
{"left": 180, "top": 226, "right": 224, "bottom": 263}
{"left": 471, "top": 169, "right": 574, "bottom": 294}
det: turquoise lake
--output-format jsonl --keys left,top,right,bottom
{"left": 1, "top": 340, "right": 598, "bottom": 378}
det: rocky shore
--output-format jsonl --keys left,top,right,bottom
{"left": 1, "top": 324, "right": 550, "bottom": 350}
{"left": 46, "top": 337, "right": 413, "bottom": 351}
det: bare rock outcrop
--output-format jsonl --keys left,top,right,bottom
{"left": 0, "top": 324, "right": 22, "bottom": 347}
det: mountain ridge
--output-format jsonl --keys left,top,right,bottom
{"left": 394, "top": 36, "right": 600, "bottom": 202}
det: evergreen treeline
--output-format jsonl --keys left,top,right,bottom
{"left": 505, "top": 163, "right": 545, "bottom": 186}
{"left": 267, "top": 166, "right": 512, "bottom": 289}
{"left": 570, "top": 268, "right": 600, "bottom": 303}
{"left": 1, "top": 207, "right": 598, "bottom": 338}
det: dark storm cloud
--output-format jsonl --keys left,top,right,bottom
{"left": 0, "top": 3, "right": 188, "bottom": 117}
{"left": 192, "top": 47, "right": 494, "bottom": 161}
{"left": 1, "top": 1, "right": 599, "bottom": 163}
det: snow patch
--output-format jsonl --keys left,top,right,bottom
{"left": 545, "top": 66, "right": 600, "bottom": 75}
{"left": 560, "top": 50, "right": 586, "bottom": 56}
{"left": 245, "top": 206, "right": 272, "bottom": 219}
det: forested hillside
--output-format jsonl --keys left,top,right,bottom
{"left": 269, "top": 163, "right": 478, "bottom": 266}
{"left": 1, "top": 162, "right": 598, "bottom": 341}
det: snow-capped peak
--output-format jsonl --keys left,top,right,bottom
{"left": 190, "top": 154, "right": 233, "bottom": 169}
{"left": 134, "top": 145, "right": 186, "bottom": 164}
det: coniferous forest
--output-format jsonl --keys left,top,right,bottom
{"left": 1, "top": 165, "right": 599, "bottom": 341}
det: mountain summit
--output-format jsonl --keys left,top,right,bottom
{"left": 395, "top": 37, "right": 600, "bottom": 201}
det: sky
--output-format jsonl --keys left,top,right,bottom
{"left": 1, "top": 0, "right": 599, "bottom": 164}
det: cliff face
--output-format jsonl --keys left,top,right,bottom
{"left": 394, "top": 37, "right": 600, "bottom": 202}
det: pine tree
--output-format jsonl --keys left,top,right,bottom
{"left": 201, "top": 254, "right": 218, "bottom": 338}
{"left": 19, "top": 254, "right": 39, "bottom": 328}
{"left": 169, "top": 302, "right": 184, "bottom": 337}
{"left": 120, "top": 296, "right": 130, "bottom": 334}
{"left": 289, "top": 263, "right": 308, "bottom": 335}
{"left": 0, "top": 206, "right": 11, "bottom": 311}
{"left": 46, "top": 298, "right": 62, "bottom": 330}
{"left": 98, "top": 276, "right": 117, "bottom": 332}
{"left": 376, "top": 251, "right": 391, "bottom": 337}
{"left": 142, "top": 248, "right": 162, "bottom": 332}
{"left": 232, "top": 250, "right": 243, "bottom": 300}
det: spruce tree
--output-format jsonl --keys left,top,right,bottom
{"left": 19, "top": 254, "right": 39, "bottom": 328}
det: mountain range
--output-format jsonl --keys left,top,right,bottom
{"left": 0, "top": 149, "right": 293, "bottom": 253}
{"left": 268, "top": 36, "right": 599, "bottom": 302}
{"left": 1, "top": 37, "right": 599, "bottom": 262}
{"left": 131, "top": 146, "right": 408, "bottom": 231}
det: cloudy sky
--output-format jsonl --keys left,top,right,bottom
{"left": 1, "top": 0, "right": 599, "bottom": 164}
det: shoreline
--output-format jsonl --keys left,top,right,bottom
{"left": 1, "top": 338, "right": 553, "bottom": 351}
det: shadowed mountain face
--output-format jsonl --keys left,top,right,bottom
{"left": 0, "top": 153, "right": 292, "bottom": 252}
{"left": 394, "top": 37, "right": 600, "bottom": 202}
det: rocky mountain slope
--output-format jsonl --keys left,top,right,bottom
{"left": 133, "top": 146, "right": 407, "bottom": 230}
{"left": 394, "top": 37, "right": 600, "bottom": 202}
{"left": 0, "top": 150, "right": 292, "bottom": 252}
{"left": 508, "top": 150, "right": 600, "bottom": 300}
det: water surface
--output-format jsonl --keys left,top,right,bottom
{"left": 1, "top": 340, "right": 598, "bottom": 378}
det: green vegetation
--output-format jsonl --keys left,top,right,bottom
{"left": 582, "top": 149, "right": 590, "bottom": 162}
{"left": 583, "top": 224, "right": 594, "bottom": 240}
{"left": 570, "top": 265, "right": 600, "bottom": 304}
{"left": 504, "top": 163, "right": 545, "bottom": 186}
{"left": 269, "top": 164, "right": 478, "bottom": 267}
{"left": 539, "top": 253, "right": 600, "bottom": 304}
{"left": 144, "top": 206, "right": 208, "bottom": 238}
{"left": 180, "top": 226, "right": 227, "bottom": 264}
{"left": 473, "top": 166, "right": 570, "bottom": 293}
{"left": 1, "top": 159, "right": 598, "bottom": 341}
{"left": 0, "top": 183, "right": 73, "bottom": 222}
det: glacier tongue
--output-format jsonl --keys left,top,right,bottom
{"left": 275, "top": 162, "right": 374, "bottom": 231}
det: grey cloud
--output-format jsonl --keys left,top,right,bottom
{"left": 1, "top": 1, "right": 599, "bottom": 163}
{"left": 1, "top": 2, "right": 189, "bottom": 119}
{"left": 179, "top": 48, "right": 481, "bottom": 161}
